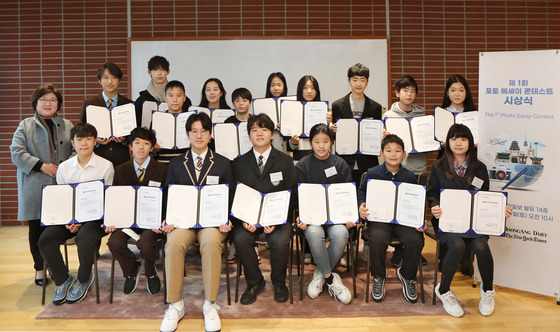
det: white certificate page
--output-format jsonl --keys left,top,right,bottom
{"left": 395, "top": 182, "right": 426, "bottom": 228}
{"left": 298, "top": 183, "right": 328, "bottom": 225}
{"left": 384, "top": 117, "right": 414, "bottom": 154}
{"left": 410, "top": 115, "right": 440, "bottom": 153}
{"left": 456, "top": 111, "right": 479, "bottom": 145}
{"left": 439, "top": 189, "right": 472, "bottom": 233}
{"left": 176, "top": 112, "right": 195, "bottom": 149}
{"left": 104, "top": 186, "right": 136, "bottom": 229}
{"left": 259, "top": 190, "right": 291, "bottom": 227}
{"left": 189, "top": 106, "right": 211, "bottom": 117}
{"left": 141, "top": 101, "right": 158, "bottom": 128}
{"left": 74, "top": 180, "right": 104, "bottom": 223}
{"left": 327, "top": 183, "right": 358, "bottom": 224}
{"left": 212, "top": 109, "right": 235, "bottom": 123}
{"left": 434, "top": 107, "right": 455, "bottom": 142}
{"left": 166, "top": 185, "right": 199, "bottom": 229}
{"left": 151, "top": 112, "right": 176, "bottom": 149}
{"left": 365, "top": 179, "right": 396, "bottom": 223}
{"left": 279, "top": 100, "right": 303, "bottom": 137}
{"left": 359, "top": 119, "right": 383, "bottom": 155}
{"left": 472, "top": 191, "right": 506, "bottom": 236}
{"left": 237, "top": 122, "right": 253, "bottom": 156}
{"left": 231, "top": 183, "right": 263, "bottom": 226}
{"left": 303, "top": 101, "right": 328, "bottom": 137}
{"left": 335, "top": 119, "right": 358, "bottom": 155}
{"left": 41, "top": 185, "right": 74, "bottom": 226}
{"left": 199, "top": 184, "right": 229, "bottom": 228}
{"left": 214, "top": 123, "right": 240, "bottom": 161}
{"left": 252, "top": 98, "right": 278, "bottom": 123}
{"left": 135, "top": 186, "right": 162, "bottom": 229}
{"left": 111, "top": 103, "right": 136, "bottom": 137}
{"left": 86, "top": 105, "right": 112, "bottom": 139}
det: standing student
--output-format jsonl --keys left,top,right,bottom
{"left": 265, "top": 72, "right": 288, "bottom": 98}
{"left": 231, "top": 113, "right": 298, "bottom": 305}
{"left": 38, "top": 123, "right": 114, "bottom": 305}
{"left": 332, "top": 63, "right": 383, "bottom": 185}
{"left": 10, "top": 84, "right": 74, "bottom": 286}
{"left": 357, "top": 134, "right": 424, "bottom": 303}
{"left": 199, "top": 78, "right": 230, "bottom": 109}
{"left": 80, "top": 62, "right": 133, "bottom": 167}
{"left": 159, "top": 112, "right": 232, "bottom": 332}
{"left": 104, "top": 127, "right": 167, "bottom": 296}
{"left": 428, "top": 124, "right": 512, "bottom": 318}
{"left": 224, "top": 87, "right": 252, "bottom": 123}
{"left": 295, "top": 123, "right": 354, "bottom": 304}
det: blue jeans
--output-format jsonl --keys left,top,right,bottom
{"left": 304, "top": 224, "right": 349, "bottom": 276}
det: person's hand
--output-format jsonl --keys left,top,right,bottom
{"left": 161, "top": 220, "right": 175, "bottom": 233}
{"left": 219, "top": 221, "right": 232, "bottom": 233}
{"left": 263, "top": 225, "right": 276, "bottom": 234}
{"left": 41, "top": 163, "right": 58, "bottom": 178}
{"left": 346, "top": 221, "right": 356, "bottom": 229}
{"left": 114, "top": 136, "right": 126, "bottom": 143}
{"left": 103, "top": 225, "right": 116, "bottom": 233}
{"left": 151, "top": 227, "right": 163, "bottom": 234}
{"left": 276, "top": 123, "right": 281, "bottom": 131}
{"left": 382, "top": 129, "right": 390, "bottom": 140}
{"left": 505, "top": 205, "right": 513, "bottom": 218}
{"left": 243, "top": 222, "right": 257, "bottom": 233}
{"left": 66, "top": 223, "right": 81, "bottom": 233}
{"left": 289, "top": 135, "right": 299, "bottom": 145}
{"left": 431, "top": 205, "right": 442, "bottom": 219}
{"left": 296, "top": 217, "right": 307, "bottom": 231}
{"left": 97, "top": 137, "right": 110, "bottom": 145}
{"left": 331, "top": 122, "right": 338, "bottom": 133}
{"left": 359, "top": 203, "right": 369, "bottom": 219}
{"left": 326, "top": 110, "right": 332, "bottom": 124}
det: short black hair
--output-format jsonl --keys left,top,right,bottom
{"left": 247, "top": 113, "right": 274, "bottom": 134}
{"left": 128, "top": 127, "right": 157, "bottom": 146}
{"left": 347, "top": 63, "right": 370, "bottom": 79}
{"left": 71, "top": 122, "right": 97, "bottom": 140}
{"left": 309, "top": 123, "right": 334, "bottom": 143}
{"left": 148, "top": 56, "right": 170, "bottom": 71}
{"left": 395, "top": 75, "right": 418, "bottom": 93}
{"left": 231, "top": 87, "right": 252, "bottom": 103}
{"left": 31, "top": 84, "right": 63, "bottom": 113}
{"left": 381, "top": 134, "right": 405, "bottom": 151}
{"left": 186, "top": 112, "right": 212, "bottom": 133}
{"left": 165, "top": 80, "right": 185, "bottom": 94}
{"left": 96, "top": 62, "right": 123, "bottom": 80}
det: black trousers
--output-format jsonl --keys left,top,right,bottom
{"left": 28, "top": 219, "right": 45, "bottom": 271}
{"left": 107, "top": 228, "right": 161, "bottom": 277}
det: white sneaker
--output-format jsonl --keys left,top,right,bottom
{"left": 435, "top": 284, "right": 464, "bottom": 318}
{"left": 160, "top": 300, "right": 185, "bottom": 332}
{"left": 340, "top": 255, "right": 348, "bottom": 267}
{"left": 203, "top": 299, "right": 221, "bottom": 332}
{"left": 307, "top": 268, "right": 325, "bottom": 299}
{"left": 479, "top": 286, "right": 496, "bottom": 316}
{"left": 327, "top": 273, "right": 351, "bottom": 304}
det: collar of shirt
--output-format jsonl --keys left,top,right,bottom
{"left": 253, "top": 146, "right": 272, "bottom": 166}
{"left": 381, "top": 162, "right": 403, "bottom": 177}
{"left": 133, "top": 156, "right": 151, "bottom": 177}
{"left": 192, "top": 149, "right": 209, "bottom": 164}
{"left": 71, "top": 152, "right": 98, "bottom": 169}
{"left": 446, "top": 105, "right": 464, "bottom": 113}
{"left": 102, "top": 91, "right": 119, "bottom": 108}
{"left": 454, "top": 161, "right": 468, "bottom": 174}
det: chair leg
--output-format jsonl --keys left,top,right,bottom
{"left": 94, "top": 251, "right": 99, "bottom": 304}
{"left": 64, "top": 243, "right": 69, "bottom": 271}
{"left": 354, "top": 226, "right": 361, "bottom": 266}
{"left": 289, "top": 233, "right": 293, "bottom": 304}
{"left": 349, "top": 236, "right": 357, "bottom": 299}
{"left": 295, "top": 233, "right": 301, "bottom": 277}
{"left": 161, "top": 240, "right": 167, "bottom": 304}
{"left": 299, "top": 235, "right": 305, "bottom": 301}
{"left": 109, "top": 256, "right": 115, "bottom": 304}
{"left": 418, "top": 252, "right": 425, "bottom": 304}
{"left": 433, "top": 241, "right": 440, "bottom": 305}
{"left": 235, "top": 259, "right": 242, "bottom": 303}
{"left": 224, "top": 241, "right": 231, "bottom": 306}
{"left": 365, "top": 247, "right": 371, "bottom": 303}
{"left": 42, "top": 261, "right": 47, "bottom": 305}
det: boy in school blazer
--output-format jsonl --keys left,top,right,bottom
{"left": 160, "top": 112, "right": 232, "bottom": 332}
{"left": 80, "top": 62, "right": 133, "bottom": 167}
{"left": 231, "top": 113, "right": 298, "bottom": 305}
{"left": 105, "top": 127, "right": 168, "bottom": 296}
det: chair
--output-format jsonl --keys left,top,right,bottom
{"left": 41, "top": 238, "right": 100, "bottom": 305}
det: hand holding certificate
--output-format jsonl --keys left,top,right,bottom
{"left": 231, "top": 183, "right": 291, "bottom": 227}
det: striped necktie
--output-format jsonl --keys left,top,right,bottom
{"left": 196, "top": 156, "right": 203, "bottom": 171}
{"left": 138, "top": 166, "right": 145, "bottom": 182}
{"left": 258, "top": 155, "right": 264, "bottom": 173}
{"left": 457, "top": 165, "right": 465, "bottom": 178}
{"left": 107, "top": 98, "right": 113, "bottom": 109}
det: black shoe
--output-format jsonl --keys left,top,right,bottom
{"left": 273, "top": 283, "right": 289, "bottom": 303}
{"left": 147, "top": 274, "right": 161, "bottom": 295}
{"left": 240, "top": 279, "right": 266, "bottom": 305}
{"left": 123, "top": 261, "right": 142, "bottom": 295}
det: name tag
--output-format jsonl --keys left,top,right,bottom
{"left": 471, "top": 176, "right": 484, "bottom": 189}
{"left": 148, "top": 180, "right": 161, "bottom": 187}
{"left": 324, "top": 166, "right": 337, "bottom": 178}
{"left": 207, "top": 175, "right": 219, "bottom": 185}
{"left": 270, "top": 171, "right": 283, "bottom": 183}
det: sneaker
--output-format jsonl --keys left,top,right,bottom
{"left": 227, "top": 243, "right": 236, "bottom": 264}
{"left": 327, "top": 273, "right": 351, "bottom": 304}
{"left": 147, "top": 273, "right": 161, "bottom": 295}
{"left": 435, "top": 284, "right": 464, "bottom": 318}
{"left": 397, "top": 267, "right": 417, "bottom": 303}
{"left": 124, "top": 261, "right": 142, "bottom": 295}
{"left": 66, "top": 272, "right": 94, "bottom": 304}
{"left": 372, "top": 274, "right": 386, "bottom": 302}
{"left": 304, "top": 253, "right": 312, "bottom": 265}
{"left": 255, "top": 246, "right": 262, "bottom": 265}
{"left": 160, "top": 300, "right": 185, "bottom": 332}
{"left": 479, "top": 286, "right": 496, "bottom": 316}
{"left": 340, "top": 255, "right": 348, "bottom": 267}
{"left": 307, "top": 268, "right": 325, "bottom": 299}
{"left": 203, "top": 300, "right": 221, "bottom": 332}
{"left": 52, "top": 273, "right": 74, "bottom": 305}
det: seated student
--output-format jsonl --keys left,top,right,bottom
{"left": 199, "top": 78, "right": 231, "bottom": 109}
{"left": 159, "top": 112, "right": 232, "bottom": 332}
{"left": 231, "top": 113, "right": 298, "bottom": 305}
{"left": 135, "top": 55, "right": 192, "bottom": 127}
{"left": 155, "top": 80, "right": 191, "bottom": 164}
{"left": 104, "top": 127, "right": 168, "bottom": 295}
{"left": 332, "top": 63, "right": 383, "bottom": 185}
{"left": 80, "top": 62, "right": 133, "bottom": 167}
{"left": 224, "top": 87, "right": 252, "bottom": 123}
{"left": 428, "top": 124, "right": 512, "bottom": 318}
{"left": 357, "top": 134, "right": 424, "bottom": 303}
{"left": 38, "top": 123, "right": 114, "bottom": 305}
{"left": 295, "top": 123, "right": 354, "bottom": 304}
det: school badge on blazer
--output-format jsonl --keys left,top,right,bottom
{"left": 270, "top": 171, "right": 283, "bottom": 186}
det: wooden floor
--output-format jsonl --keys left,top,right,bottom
{"left": 0, "top": 226, "right": 558, "bottom": 332}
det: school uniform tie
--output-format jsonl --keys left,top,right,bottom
{"left": 258, "top": 155, "right": 264, "bottom": 173}
{"left": 138, "top": 166, "right": 145, "bottom": 182}
{"left": 107, "top": 98, "right": 113, "bottom": 110}
{"left": 195, "top": 156, "right": 203, "bottom": 171}
{"left": 457, "top": 165, "right": 465, "bottom": 178}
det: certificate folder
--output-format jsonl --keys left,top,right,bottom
{"left": 104, "top": 185, "right": 163, "bottom": 229}
{"left": 384, "top": 116, "right": 441, "bottom": 153}
{"left": 439, "top": 189, "right": 507, "bottom": 236}
{"left": 141, "top": 101, "right": 169, "bottom": 128}
{"left": 298, "top": 182, "right": 359, "bottom": 225}
{"left": 151, "top": 111, "right": 195, "bottom": 150}
{"left": 40, "top": 180, "right": 105, "bottom": 226}
{"left": 335, "top": 119, "right": 383, "bottom": 156}
{"left": 85, "top": 104, "right": 136, "bottom": 139}
{"left": 166, "top": 184, "right": 229, "bottom": 229}
{"left": 213, "top": 122, "right": 252, "bottom": 160}
{"left": 279, "top": 100, "right": 328, "bottom": 137}
{"left": 188, "top": 106, "right": 235, "bottom": 124}
{"left": 364, "top": 179, "right": 426, "bottom": 229}
{"left": 434, "top": 107, "right": 479, "bottom": 144}
{"left": 252, "top": 98, "right": 279, "bottom": 124}
{"left": 230, "top": 183, "right": 291, "bottom": 227}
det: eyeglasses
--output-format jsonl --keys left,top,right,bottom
{"left": 39, "top": 98, "right": 58, "bottom": 103}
